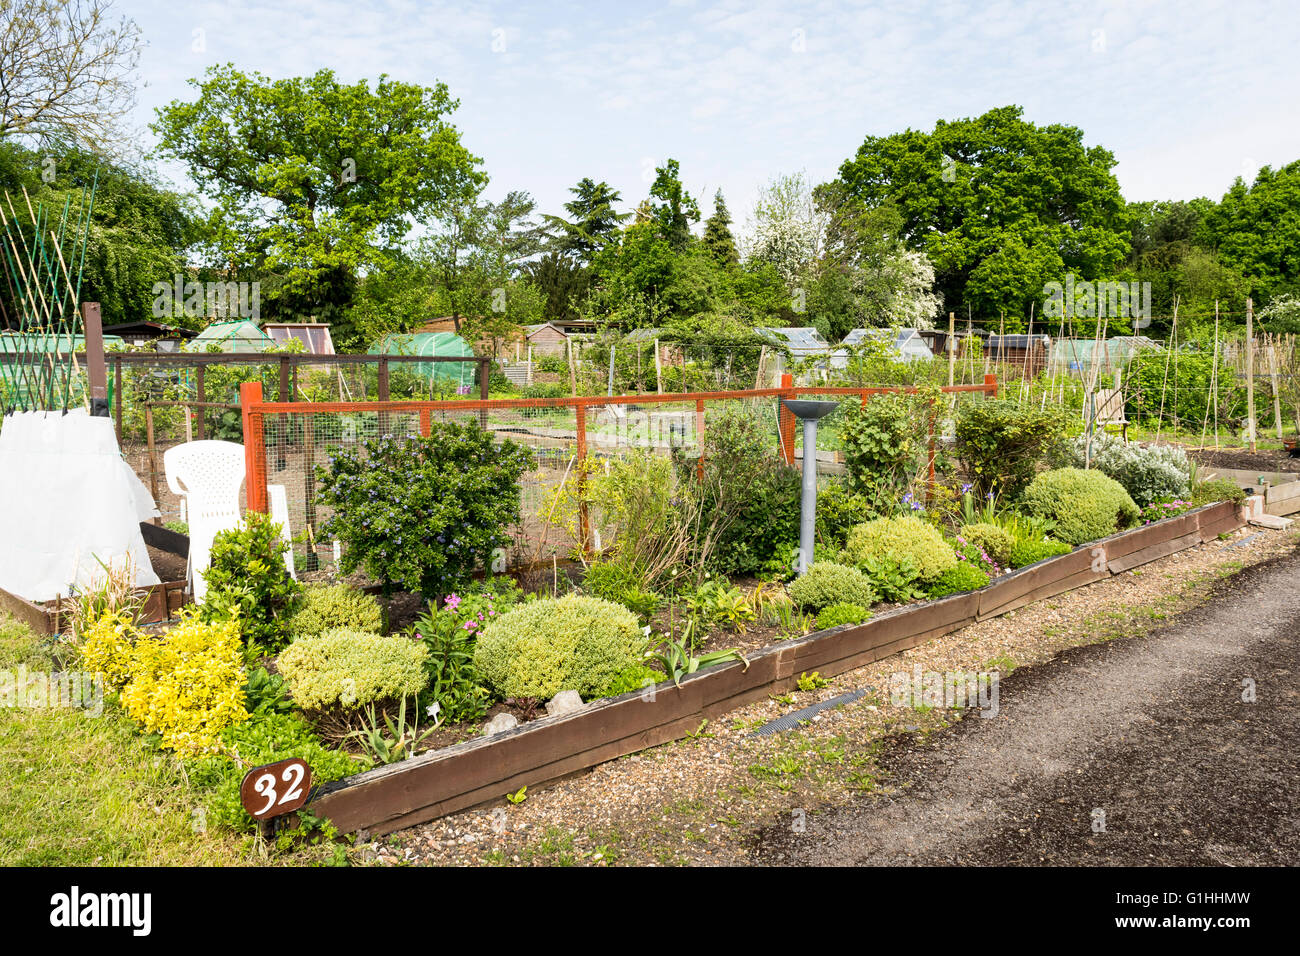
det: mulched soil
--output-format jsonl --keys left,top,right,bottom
{"left": 1190, "top": 446, "right": 1300, "bottom": 474}
{"left": 145, "top": 544, "right": 187, "bottom": 584}
{"left": 355, "top": 524, "right": 1299, "bottom": 867}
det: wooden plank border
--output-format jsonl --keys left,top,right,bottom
{"left": 308, "top": 501, "right": 1247, "bottom": 836}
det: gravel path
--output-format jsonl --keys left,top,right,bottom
{"left": 754, "top": 547, "right": 1300, "bottom": 866}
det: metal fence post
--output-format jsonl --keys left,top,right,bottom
{"left": 239, "top": 381, "right": 268, "bottom": 513}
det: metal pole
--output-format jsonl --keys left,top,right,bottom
{"left": 798, "top": 417, "right": 819, "bottom": 574}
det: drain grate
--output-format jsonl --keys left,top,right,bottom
{"left": 748, "top": 687, "right": 873, "bottom": 737}
{"left": 1222, "top": 532, "right": 1262, "bottom": 550}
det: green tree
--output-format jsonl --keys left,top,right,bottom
{"left": 1199, "top": 160, "right": 1300, "bottom": 303}
{"left": 152, "top": 66, "right": 484, "bottom": 334}
{"left": 647, "top": 159, "right": 700, "bottom": 250}
{"left": 544, "top": 178, "right": 628, "bottom": 260}
{"left": 703, "top": 190, "right": 739, "bottom": 267}
{"left": 828, "top": 105, "right": 1129, "bottom": 321}
{"left": 0, "top": 140, "right": 196, "bottom": 328}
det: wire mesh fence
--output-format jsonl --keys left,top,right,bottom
{"left": 239, "top": 377, "right": 999, "bottom": 577}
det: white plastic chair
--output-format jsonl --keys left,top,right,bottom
{"left": 164, "top": 440, "right": 246, "bottom": 601}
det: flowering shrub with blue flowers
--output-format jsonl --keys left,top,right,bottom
{"left": 317, "top": 423, "right": 531, "bottom": 600}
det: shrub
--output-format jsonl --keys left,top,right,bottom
{"left": 118, "top": 610, "right": 249, "bottom": 753}
{"left": 1189, "top": 477, "right": 1246, "bottom": 506}
{"left": 288, "top": 582, "right": 384, "bottom": 639}
{"left": 815, "top": 602, "right": 871, "bottom": 629}
{"left": 686, "top": 406, "right": 801, "bottom": 577}
{"left": 317, "top": 423, "right": 531, "bottom": 600}
{"left": 278, "top": 630, "right": 428, "bottom": 713}
{"left": 473, "top": 595, "right": 645, "bottom": 700}
{"left": 1054, "top": 434, "right": 1190, "bottom": 507}
{"left": 816, "top": 478, "right": 882, "bottom": 549}
{"left": 201, "top": 511, "right": 303, "bottom": 652}
{"left": 79, "top": 611, "right": 139, "bottom": 691}
{"left": 927, "top": 562, "right": 990, "bottom": 598}
{"left": 1008, "top": 536, "right": 1073, "bottom": 568}
{"left": 958, "top": 522, "right": 1014, "bottom": 566}
{"left": 185, "top": 713, "right": 369, "bottom": 831}
{"left": 1020, "top": 468, "right": 1140, "bottom": 545}
{"left": 955, "top": 399, "right": 1072, "bottom": 497}
{"left": 787, "top": 562, "right": 876, "bottom": 611}
{"left": 844, "top": 515, "right": 958, "bottom": 583}
{"left": 860, "top": 554, "right": 928, "bottom": 603}
{"left": 840, "top": 394, "right": 915, "bottom": 491}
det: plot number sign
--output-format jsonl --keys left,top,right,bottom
{"left": 239, "top": 758, "right": 312, "bottom": 820}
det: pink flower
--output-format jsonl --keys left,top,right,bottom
{"left": 463, "top": 619, "right": 477, "bottom": 631}
{"left": 445, "top": 594, "right": 461, "bottom": 611}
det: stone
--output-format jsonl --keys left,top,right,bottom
{"left": 546, "top": 689, "right": 584, "bottom": 718}
{"left": 481, "top": 713, "right": 518, "bottom": 736}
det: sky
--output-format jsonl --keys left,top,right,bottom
{"left": 122, "top": 0, "right": 1300, "bottom": 235}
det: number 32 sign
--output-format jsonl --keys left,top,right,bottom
{"left": 240, "top": 758, "right": 313, "bottom": 820}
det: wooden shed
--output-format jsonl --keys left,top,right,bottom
{"left": 524, "top": 322, "right": 570, "bottom": 356}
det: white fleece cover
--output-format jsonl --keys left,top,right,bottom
{"left": 0, "top": 409, "right": 160, "bottom": 603}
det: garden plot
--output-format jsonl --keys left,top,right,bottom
{"left": 49, "top": 386, "right": 1252, "bottom": 846}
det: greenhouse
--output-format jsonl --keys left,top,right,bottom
{"left": 183, "top": 319, "right": 274, "bottom": 353}
{"left": 367, "top": 332, "right": 477, "bottom": 388}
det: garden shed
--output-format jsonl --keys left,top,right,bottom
{"left": 986, "top": 333, "right": 1051, "bottom": 379}
{"left": 184, "top": 319, "right": 273, "bottom": 353}
{"left": 368, "top": 332, "right": 476, "bottom": 387}
{"left": 524, "top": 323, "right": 570, "bottom": 356}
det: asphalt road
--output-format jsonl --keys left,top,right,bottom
{"left": 754, "top": 547, "right": 1300, "bottom": 866}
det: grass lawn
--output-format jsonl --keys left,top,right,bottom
{"left": 0, "top": 614, "right": 251, "bottom": 866}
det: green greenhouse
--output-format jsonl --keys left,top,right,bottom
{"left": 368, "top": 332, "right": 477, "bottom": 388}
{"left": 183, "top": 319, "right": 274, "bottom": 353}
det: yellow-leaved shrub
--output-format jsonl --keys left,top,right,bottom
{"left": 79, "top": 611, "right": 141, "bottom": 691}
{"left": 118, "top": 609, "right": 249, "bottom": 753}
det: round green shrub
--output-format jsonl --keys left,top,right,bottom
{"left": 288, "top": 582, "right": 385, "bottom": 639}
{"left": 959, "top": 522, "right": 1014, "bottom": 566}
{"left": 787, "top": 561, "right": 876, "bottom": 611}
{"left": 1009, "top": 536, "right": 1074, "bottom": 568}
{"left": 844, "top": 515, "right": 958, "bottom": 583}
{"left": 473, "top": 595, "right": 645, "bottom": 700}
{"left": 1020, "top": 468, "right": 1140, "bottom": 545}
{"left": 927, "top": 562, "right": 990, "bottom": 598}
{"left": 815, "top": 602, "right": 872, "bottom": 630}
{"left": 277, "top": 630, "right": 428, "bottom": 712}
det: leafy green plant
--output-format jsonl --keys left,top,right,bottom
{"left": 649, "top": 636, "right": 748, "bottom": 687}
{"left": 958, "top": 522, "right": 1014, "bottom": 566}
{"left": 685, "top": 578, "right": 756, "bottom": 632}
{"left": 185, "top": 713, "right": 369, "bottom": 832}
{"left": 411, "top": 593, "right": 501, "bottom": 724}
{"left": 815, "top": 478, "right": 882, "bottom": 548}
{"left": 814, "top": 602, "right": 871, "bottom": 629}
{"left": 244, "top": 666, "right": 294, "bottom": 718}
{"left": 201, "top": 511, "right": 303, "bottom": 652}
{"left": 506, "top": 786, "right": 528, "bottom": 804}
{"left": 796, "top": 671, "right": 830, "bottom": 691}
{"left": 1189, "top": 477, "right": 1246, "bottom": 506}
{"left": 1008, "top": 536, "right": 1073, "bottom": 568}
{"left": 317, "top": 424, "right": 530, "bottom": 600}
{"left": 954, "top": 399, "right": 1071, "bottom": 498}
{"left": 787, "top": 561, "right": 876, "bottom": 611}
{"left": 599, "top": 663, "right": 663, "bottom": 698}
{"left": 1020, "top": 467, "right": 1141, "bottom": 545}
{"left": 927, "top": 562, "right": 991, "bottom": 598}
{"left": 348, "top": 696, "right": 439, "bottom": 764}
{"left": 860, "top": 554, "right": 927, "bottom": 603}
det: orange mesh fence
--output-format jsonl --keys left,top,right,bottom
{"left": 239, "top": 375, "right": 997, "bottom": 575}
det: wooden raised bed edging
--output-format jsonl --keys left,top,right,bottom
{"left": 0, "top": 522, "right": 189, "bottom": 634}
{"left": 307, "top": 500, "right": 1248, "bottom": 836}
